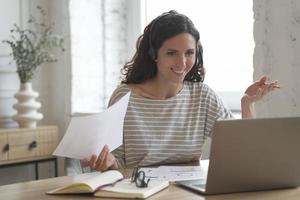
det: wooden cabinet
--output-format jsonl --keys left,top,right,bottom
{"left": 0, "top": 133, "right": 8, "bottom": 161}
{"left": 0, "top": 126, "right": 58, "bottom": 164}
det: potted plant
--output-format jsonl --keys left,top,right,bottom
{"left": 2, "top": 6, "right": 64, "bottom": 128}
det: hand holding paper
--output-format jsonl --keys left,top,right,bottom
{"left": 80, "top": 144, "right": 118, "bottom": 171}
{"left": 53, "top": 92, "right": 130, "bottom": 160}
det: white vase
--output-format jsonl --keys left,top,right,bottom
{"left": 12, "top": 82, "right": 43, "bottom": 128}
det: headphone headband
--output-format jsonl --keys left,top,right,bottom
{"left": 148, "top": 10, "right": 179, "bottom": 60}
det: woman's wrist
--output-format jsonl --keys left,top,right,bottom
{"left": 241, "top": 95, "right": 255, "bottom": 118}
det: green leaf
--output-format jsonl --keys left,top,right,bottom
{"left": 2, "top": 6, "right": 65, "bottom": 83}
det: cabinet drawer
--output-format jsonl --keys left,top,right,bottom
{"left": 8, "top": 132, "right": 35, "bottom": 145}
{"left": 36, "top": 127, "right": 58, "bottom": 143}
{"left": 0, "top": 126, "right": 59, "bottom": 161}
{"left": 7, "top": 132, "right": 36, "bottom": 160}
{"left": 35, "top": 127, "right": 58, "bottom": 157}
{"left": 36, "top": 142, "right": 57, "bottom": 156}
{"left": 0, "top": 134, "right": 8, "bottom": 161}
{"left": 8, "top": 143, "right": 36, "bottom": 160}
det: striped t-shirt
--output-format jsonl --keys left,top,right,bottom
{"left": 109, "top": 81, "right": 233, "bottom": 168}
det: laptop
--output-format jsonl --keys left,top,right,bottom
{"left": 176, "top": 117, "right": 300, "bottom": 195}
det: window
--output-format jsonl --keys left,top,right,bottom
{"left": 69, "top": 0, "right": 104, "bottom": 113}
{"left": 144, "top": 0, "right": 254, "bottom": 114}
{"left": 69, "top": 0, "right": 128, "bottom": 114}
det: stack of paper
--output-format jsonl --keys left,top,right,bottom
{"left": 141, "top": 160, "right": 209, "bottom": 182}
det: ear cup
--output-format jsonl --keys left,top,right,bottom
{"left": 147, "top": 22, "right": 157, "bottom": 60}
{"left": 148, "top": 46, "right": 156, "bottom": 60}
{"left": 147, "top": 10, "right": 179, "bottom": 60}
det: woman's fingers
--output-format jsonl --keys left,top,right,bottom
{"left": 81, "top": 145, "right": 117, "bottom": 172}
{"left": 95, "top": 145, "right": 107, "bottom": 168}
{"left": 257, "top": 76, "right": 267, "bottom": 85}
{"left": 261, "top": 84, "right": 270, "bottom": 97}
{"left": 252, "top": 87, "right": 263, "bottom": 101}
{"left": 107, "top": 152, "right": 117, "bottom": 169}
{"left": 95, "top": 145, "right": 116, "bottom": 171}
{"left": 261, "top": 81, "right": 279, "bottom": 97}
{"left": 89, "top": 154, "right": 97, "bottom": 169}
{"left": 80, "top": 159, "right": 90, "bottom": 167}
{"left": 270, "top": 81, "right": 280, "bottom": 89}
{"left": 243, "top": 77, "right": 280, "bottom": 104}
{"left": 96, "top": 146, "right": 109, "bottom": 171}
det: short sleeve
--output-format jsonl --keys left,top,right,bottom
{"left": 108, "top": 84, "right": 130, "bottom": 107}
{"left": 108, "top": 84, "right": 131, "bottom": 168}
{"left": 203, "top": 85, "right": 234, "bottom": 138}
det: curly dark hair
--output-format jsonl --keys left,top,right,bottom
{"left": 121, "top": 10, "right": 205, "bottom": 84}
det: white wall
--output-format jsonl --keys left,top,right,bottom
{"left": 0, "top": 0, "right": 23, "bottom": 128}
{"left": 253, "top": 0, "right": 300, "bottom": 117}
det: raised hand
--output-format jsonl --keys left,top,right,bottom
{"left": 243, "top": 76, "right": 280, "bottom": 103}
{"left": 241, "top": 76, "right": 280, "bottom": 118}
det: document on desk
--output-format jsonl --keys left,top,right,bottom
{"left": 53, "top": 92, "right": 131, "bottom": 160}
{"left": 141, "top": 160, "right": 209, "bottom": 182}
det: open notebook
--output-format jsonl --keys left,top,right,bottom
{"left": 47, "top": 171, "right": 169, "bottom": 199}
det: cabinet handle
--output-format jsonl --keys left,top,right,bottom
{"left": 29, "top": 141, "right": 37, "bottom": 149}
{"left": 3, "top": 144, "right": 9, "bottom": 152}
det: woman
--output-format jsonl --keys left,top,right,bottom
{"left": 80, "top": 10, "right": 279, "bottom": 172}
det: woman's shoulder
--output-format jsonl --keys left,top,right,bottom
{"left": 108, "top": 84, "right": 131, "bottom": 107}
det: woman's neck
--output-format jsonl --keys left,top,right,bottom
{"left": 129, "top": 80, "right": 183, "bottom": 100}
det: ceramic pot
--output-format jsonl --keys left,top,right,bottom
{"left": 12, "top": 82, "right": 43, "bottom": 128}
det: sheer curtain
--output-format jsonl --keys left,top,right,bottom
{"left": 69, "top": 0, "right": 128, "bottom": 114}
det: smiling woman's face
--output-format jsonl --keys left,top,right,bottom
{"left": 155, "top": 32, "right": 196, "bottom": 84}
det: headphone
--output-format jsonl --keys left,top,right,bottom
{"left": 148, "top": 10, "right": 179, "bottom": 60}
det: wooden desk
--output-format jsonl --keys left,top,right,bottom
{"left": 1, "top": 175, "right": 300, "bottom": 200}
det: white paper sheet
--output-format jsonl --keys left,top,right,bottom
{"left": 53, "top": 92, "right": 130, "bottom": 159}
{"left": 140, "top": 160, "right": 209, "bottom": 182}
